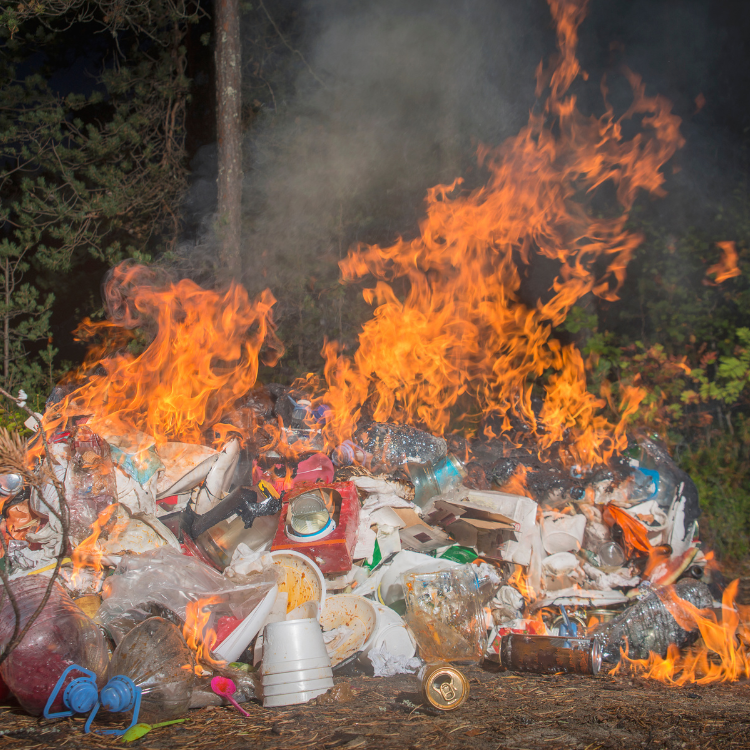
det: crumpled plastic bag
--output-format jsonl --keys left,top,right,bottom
{"left": 367, "top": 642, "right": 422, "bottom": 677}
{"left": 96, "top": 546, "right": 277, "bottom": 643}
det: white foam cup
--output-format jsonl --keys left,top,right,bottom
{"left": 261, "top": 676, "right": 334, "bottom": 697}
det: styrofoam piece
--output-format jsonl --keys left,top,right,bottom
{"left": 262, "top": 667, "right": 334, "bottom": 686}
{"left": 269, "top": 550, "right": 326, "bottom": 620}
{"left": 541, "top": 511, "right": 586, "bottom": 555}
{"left": 261, "top": 676, "right": 334, "bottom": 697}
{"left": 261, "top": 617, "right": 331, "bottom": 676}
{"left": 213, "top": 585, "right": 278, "bottom": 663}
{"left": 263, "top": 686, "right": 331, "bottom": 708}
{"left": 359, "top": 600, "right": 416, "bottom": 662}
{"left": 261, "top": 656, "right": 332, "bottom": 676}
{"left": 320, "top": 595, "right": 377, "bottom": 666}
{"left": 286, "top": 601, "right": 319, "bottom": 620}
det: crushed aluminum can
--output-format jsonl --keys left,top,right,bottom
{"left": 420, "top": 663, "right": 470, "bottom": 711}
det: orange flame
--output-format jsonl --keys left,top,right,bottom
{"left": 509, "top": 563, "right": 535, "bottom": 602}
{"left": 70, "top": 503, "right": 118, "bottom": 585}
{"left": 705, "top": 241, "right": 741, "bottom": 285}
{"left": 183, "top": 595, "right": 226, "bottom": 669}
{"left": 44, "top": 263, "right": 283, "bottom": 447}
{"left": 497, "top": 464, "right": 532, "bottom": 497}
{"left": 612, "top": 580, "right": 750, "bottom": 684}
{"left": 320, "top": 0, "right": 682, "bottom": 466}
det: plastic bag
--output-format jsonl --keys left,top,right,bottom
{"left": 96, "top": 546, "right": 278, "bottom": 644}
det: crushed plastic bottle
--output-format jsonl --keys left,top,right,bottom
{"left": 592, "top": 578, "right": 714, "bottom": 663}
{"left": 353, "top": 422, "right": 448, "bottom": 473}
{"left": 0, "top": 577, "right": 108, "bottom": 716}
{"left": 67, "top": 425, "right": 117, "bottom": 546}
{"left": 106, "top": 617, "right": 195, "bottom": 724}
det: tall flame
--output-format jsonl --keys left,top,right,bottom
{"left": 321, "top": 0, "right": 683, "bottom": 465}
{"left": 45, "top": 263, "right": 283, "bottom": 446}
{"left": 183, "top": 595, "right": 226, "bottom": 669}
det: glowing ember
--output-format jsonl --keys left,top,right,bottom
{"left": 612, "top": 580, "right": 750, "bottom": 685}
{"left": 320, "top": 0, "right": 683, "bottom": 466}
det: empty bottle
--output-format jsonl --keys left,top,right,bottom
{"left": 592, "top": 579, "right": 713, "bottom": 663}
{"left": 67, "top": 425, "right": 117, "bottom": 547}
{"left": 106, "top": 617, "right": 195, "bottom": 723}
{"left": 0, "top": 577, "right": 108, "bottom": 716}
{"left": 354, "top": 422, "right": 447, "bottom": 473}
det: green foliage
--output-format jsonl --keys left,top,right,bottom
{"left": 678, "top": 416, "right": 750, "bottom": 563}
{"left": 0, "top": 0, "right": 199, "bottom": 412}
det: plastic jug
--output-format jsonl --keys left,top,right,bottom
{"left": 105, "top": 617, "right": 195, "bottom": 725}
{"left": 0, "top": 577, "right": 108, "bottom": 716}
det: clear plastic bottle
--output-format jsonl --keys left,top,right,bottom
{"left": 106, "top": 616, "right": 195, "bottom": 723}
{"left": 592, "top": 579, "right": 713, "bottom": 663}
{"left": 67, "top": 425, "right": 117, "bottom": 547}
{"left": 0, "top": 577, "right": 109, "bottom": 716}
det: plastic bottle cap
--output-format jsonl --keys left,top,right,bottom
{"left": 100, "top": 675, "right": 137, "bottom": 712}
{"left": 65, "top": 677, "right": 99, "bottom": 714}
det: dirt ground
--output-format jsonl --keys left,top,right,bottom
{"left": 1, "top": 664, "right": 749, "bottom": 750}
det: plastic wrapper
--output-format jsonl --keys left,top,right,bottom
{"left": 96, "top": 546, "right": 278, "bottom": 644}
{"left": 592, "top": 578, "right": 713, "bottom": 663}
{"left": 403, "top": 565, "right": 485, "bottom": 664}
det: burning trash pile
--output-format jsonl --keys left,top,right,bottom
{"left": 0, "top": 0, "right": 748, "bottom": 735}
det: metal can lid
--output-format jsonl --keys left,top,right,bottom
{"left": 421, "top": 665, "right": 469, "bottom": 711}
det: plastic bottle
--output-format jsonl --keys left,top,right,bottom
{"left": 0, "top": 577, "right": 108, "bottom": 716}
{"left": 67, "top": 425, "right": 117, "bottom": 546}
{"left": 592, "top": 579, "right": 714, "bottom": 663}
{"left": 106, "top": 617, "right": 195, "bottom": 724}
{"left": 355, "top": 422, "right": 448, "bottom": 473}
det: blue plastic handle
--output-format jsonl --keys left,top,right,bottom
{"left": 43, "top": 664, "right": 98, "bottom": 719}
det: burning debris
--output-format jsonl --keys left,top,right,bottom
{"left": 0, "top": 0, "right": 746, "bottom": 736}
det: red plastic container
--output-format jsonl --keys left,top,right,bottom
{"left": 271, "top": 481, "right": 360, "bottom": 574}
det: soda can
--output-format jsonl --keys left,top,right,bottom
{"left": 499, "top": 634, "right": 601, "bottom": 675}
{"left": 420, "top": 663, "right": 470, "bottom": 711}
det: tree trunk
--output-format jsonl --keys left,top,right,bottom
{"left": 215, "top": 0, "right": 242, "bottom": 278}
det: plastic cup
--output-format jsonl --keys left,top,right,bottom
{"left": 261, "top": 667, "right": 334, "bottom": 686}
{"left": 261, "top": 618, "right": 331, "bottom": 676}
{"left": 261, "top": 676, "right": 334, "bottom": 697}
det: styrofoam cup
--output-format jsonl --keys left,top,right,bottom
{"left": 261, "top": 655, "right": 332, "bottom": 676}
{"left": 261, "top": 667, "right": 334, "bottom": 686}
{"left": 261, "top": 676, "right": 334, "bottom": 697}
{"left": 262, "top": 618, "right": 331, "bottom": 676}
{"left": 213, "top": 585, "right": 278, "bottom": 663}
{"left": 263, "top": 687, "right": 331, "bottom": 707}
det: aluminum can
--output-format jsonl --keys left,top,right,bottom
{"left": 499, "top": 634, "right": 601, "bottom": 675}
{"left": 420, "top": 663, "right": 470, "bottom": 711}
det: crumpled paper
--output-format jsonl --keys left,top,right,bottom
{"left": 367, "top": 642, "right": 422, "bottom": 677}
